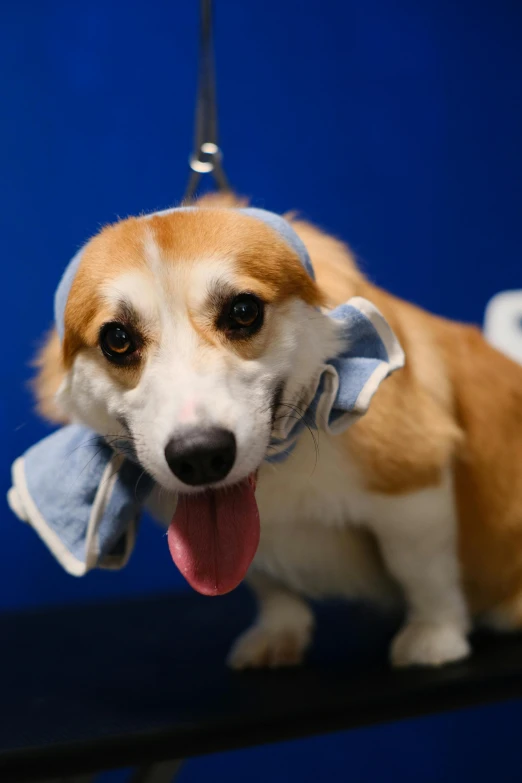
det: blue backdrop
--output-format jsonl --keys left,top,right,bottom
{"left": 1, "top": 0, "right": 521, "bottom": 781}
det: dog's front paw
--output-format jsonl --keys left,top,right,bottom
{"left": 227, "top": 623, "right": 312, "bottom": 670}
{"left": 391, "top": 621, "right": 470, "bottom": 668}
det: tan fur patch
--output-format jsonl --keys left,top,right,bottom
{"left": 441, "top": 325, "right": 522, "bottom": 614}
{"left": 148, "top": 209, "right": 323, "bottom": 307}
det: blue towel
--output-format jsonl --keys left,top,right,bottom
{"left": 267, "top": 295, "right": 404, "bottom": 462}
{"left": 8, "top": 207, "right": 404, "bottom": 575}
{"left": 8, "top": 426, "right": 153, "bottom": 575}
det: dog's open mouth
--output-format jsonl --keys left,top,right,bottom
{"left": 167, "top": 473, "right": 259, "bottom": 596}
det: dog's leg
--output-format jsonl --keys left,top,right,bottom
{"left": 367, "top": 472, "right": 471, "bottom": 667}
{"left": 227, "top": 571, "right": 315, "bottom": 669}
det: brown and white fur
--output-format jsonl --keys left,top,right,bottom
{"left": 35, "top": 193, "right": 522, "bottom": 668}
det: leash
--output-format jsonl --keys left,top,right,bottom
{"left": 184, "top": 0, "right": 231, "bottom": 202}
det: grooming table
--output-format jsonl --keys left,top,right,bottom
{"left": 2, "top": 589, "right": 522, "bottom": 783}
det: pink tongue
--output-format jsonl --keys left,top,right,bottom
{"left": 167, "top": 475, "right": 260, "bottom": 596}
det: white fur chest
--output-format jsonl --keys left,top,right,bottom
{"left": 253, "top": 432, "right": 395, "bottom": 603}
{"left": 257, "top": 431, "right": 366, "bottom": 528}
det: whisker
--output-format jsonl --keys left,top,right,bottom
{"left": 269, "top": 397, "right": 320, "bottom": 472}
{"left": 134, "top": 470, "right": 148, "bottom": 500}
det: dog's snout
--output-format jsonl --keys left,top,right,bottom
{"left": 164, "top": 427, "right": 236, "bottom": 486}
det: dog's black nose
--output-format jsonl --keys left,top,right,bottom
{"left": 164, "top": 427, "right": 236, "bottom": 486}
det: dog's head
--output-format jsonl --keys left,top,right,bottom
{"left": 56, "top": 208, "right": 337, "bottom": 491}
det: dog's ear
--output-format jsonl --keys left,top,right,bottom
{"left": 31, "top": 329, "right": 69, "bottom": 424}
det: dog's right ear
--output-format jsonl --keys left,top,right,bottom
{"left": 32, "top": 329, "right": 69, "bottom": 424}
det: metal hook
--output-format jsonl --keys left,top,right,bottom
{"left": 184, "top": 0, "right": 231, "bottom": 202}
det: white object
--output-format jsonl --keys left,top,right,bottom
{"left": 484, "top": 290, "right": 522, "bottom": 365}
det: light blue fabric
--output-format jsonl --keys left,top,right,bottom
{"left": 9, "top": 425, "right": 153, "bottom": 574}
{"left": 54, "top": 247, "right": 84, "bottom": 341}
{"left": 267, "top": 298, "right": 403, "bottom": 461}
{"left": 9, "top": 206, "right": 404, "bottom": 575}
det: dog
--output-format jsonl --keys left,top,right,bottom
{"left": 32, "top": 192, "right": 522, "bottom": 669}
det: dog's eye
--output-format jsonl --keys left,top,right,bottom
{"left": 230, "top": 296, "right": 260, "bottom": 327}
{"left": 223, "top": 294, "right": 263, "bottom": 337}
{"left": 100, "top": 323, "right": 137, "bottom": 363}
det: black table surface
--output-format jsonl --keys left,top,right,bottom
{"left": 2, "top": 588, "right": 522, "bottom": 782}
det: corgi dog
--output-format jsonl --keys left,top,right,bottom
{"left": 34, "top": 192, "right": 522, "bottom": 669}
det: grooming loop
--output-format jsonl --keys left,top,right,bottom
{"left": 184, "top": 0, "right": 231, "bottom": 201}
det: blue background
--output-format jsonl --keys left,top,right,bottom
{"left": 1, "top": 0, "right": 521, "bottom": 780}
